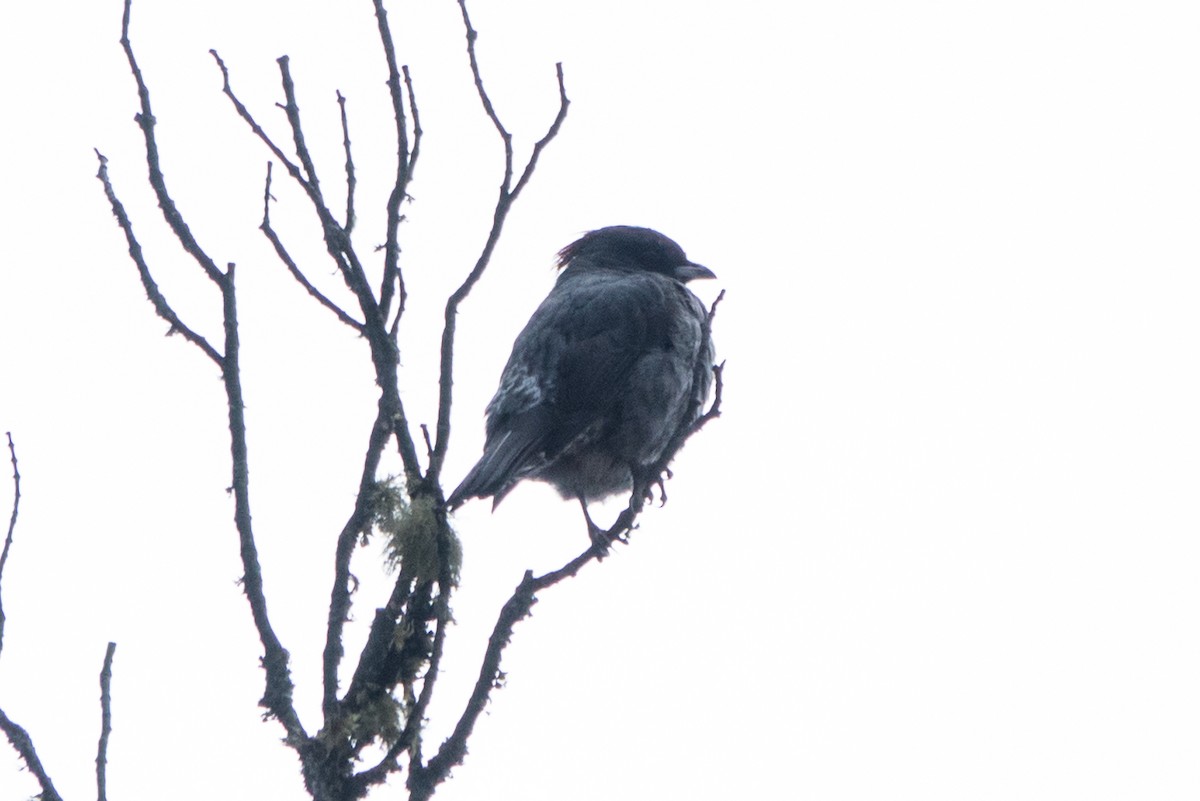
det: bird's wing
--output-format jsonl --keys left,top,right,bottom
{"left": 448, "top": 271, "right": 672, "bottom": 506}
{"left": 499, "top": 271, "right": 671, "bottom": 447}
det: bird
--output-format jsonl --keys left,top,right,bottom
{"left": 446, "top": 225, "right": 717, "bottom": 550}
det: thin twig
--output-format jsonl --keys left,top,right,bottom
{"left": 420, "top": 423, "right": 434, "bottom": 461}
{"left": 402, "top": 64, "right": 423, "bottom": 192}
{"left": 210, "top": 50, "right": 311, "bottom": 195}
{"left": 214, "top": 48, "right": 376, "bottom": 330}
{"left": 260, "top": 163, "right": 365, "bottom": 332}
{"left": 215, "top": 46, "right": 426, "bottom": 487}
{"left": 212, "top": 48, "right": 386, "bottom": 330}
{"left": 389, "top": 63, "right": 423, "bottom": 327}
{"left": 94, "top": 151, "right": 223, "bottom": 365}
{"left": 457, "top": 0, "right": 512, "bottom": 149}
{"left": 120, "top": 0, "right": 225, "bottom": 286}
{"left": 336, "top": 90, "right": 356, "bottom": 232}
{"left": 96, "top": 641, "right": 117, "bottom": 801}
{"left": 372, "top": 0, "right": 416, "bottom": 323}
{"left": 0, "top": 437, "right": 63, "bottom": 799}
{"left": 428, "top": 2, "right": 570, "bottom": 481}
{"left": 512, "top": 63, "right": 569, "bottom": 198}
{"left": 0, "top": 432, "right": 20, "bottom": 656}
{"left": 0, "top": 708, "right": 62, "bottom": 801}
{"left": 277, "top": 56, "right": 323, "bottom": 194}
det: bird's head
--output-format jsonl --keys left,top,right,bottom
{"left": 557, "top": 226, "right": 716, "bottom": 283}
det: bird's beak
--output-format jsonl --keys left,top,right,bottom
{"left": 674, "top": 262, "right": 717, "bottom": 283}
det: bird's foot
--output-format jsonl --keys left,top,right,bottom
{"left": 654, "top": 474, "right": 669, "bottom": 507}
{"left": 588, "top": 519, "right": 635, "bottom": 559}
{"left": 633, "top": 466, "right": 672, "bottom": 507}
{"left": 587, "top": 518, "right": 612, "bottom": 559}
{"left": 580, "top": 498, "right": 634, "bottom": 559}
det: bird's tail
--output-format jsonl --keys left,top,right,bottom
{"left": 445, "top": 423, "right": 547, "bottom": 510}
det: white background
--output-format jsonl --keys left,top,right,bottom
{"left": 2, "top": 1, "right": 1199, "bottom": 799}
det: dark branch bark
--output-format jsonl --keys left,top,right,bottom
{"left": 94, "top": 151, "right": 224, "bottom": 364}
{"left": 219, "top": 264, "right": 308, "bottom": 743}
{"left": 212, "top": 43, "right": 426, "bottom": 488}
{"left": 210, "top": 9, "right": 431, "bottom": 740}
{"left": 0, "top": 708, "right": 62, "bottom": 801}
{"left": 371, "top": 0, "right": 420, "bottom": 324}
{"left": 120, "top": 0, "right": 225, "bottom": 286}
{"left": 210, "top": 50, "right": 312, "bottom": 194}
{"left": 321, "top": 413, "right": 393, "bottom": 717}
{"left": 513, "top": 63, "right": 569, "bottom": 198}
{"left": 337, "top": 91, "right": 357, "bottom": 233}
{"left": 278, "top": 55, "right": 323, "bottom": 191}
{"left": 108, "top": 0, "right": 307, "bottom": 747}
{"left": 0, "top": 432, "right": 21, "bottom": 656}
{"left": 260, "top": 163, "right": 366, "bottom": 332}
{"left": 0, "top": 434, "right": 63, "bottom": 801}
{"left": 96, "top": 641, "right": 117, "bottom": 801}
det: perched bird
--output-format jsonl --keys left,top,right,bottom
{"left": 446, "top": 225, "right": 717, "bottom": 547}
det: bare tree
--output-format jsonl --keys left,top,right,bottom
{"left": 1, "top": 1, "right": 720, "bottom": 799}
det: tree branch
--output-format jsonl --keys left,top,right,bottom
{"left": 212, "top": 51, "right": 355, "bottom": 288}
{"left": 210, "top": 49, "right": 312, "bottom": 195}
{"left": 212, "top": 39, "right": 428, "bottom": 490}
{"left": 94, "top": 150, "right": 224, "bottom": 365}
{"left": 456, "top": 0, "right": 512, "bottom": 151}
{"left": 371, "top": 0, "right": 420, "bottom": 324}
{"left": 0, "top": 708, "right": 62, "bottom": 801}
{"left": 260, "top": 163, "right": 365, "bottom": 332}
{"left": 211, "top": 10, "right": 435, "bottom": 740}
{"left": 218, "top": 265, "right": 307, "bottom": 743}
{"left": 0, "top": 432, "right": 21, "bottom": 656}
{"left": 110, "top": 0, "right": 306, "bottom": 747}
{"left": 428, "top": 0, "right": 570, "bottom": 481}
{"left": 277, "top": 55, "right": 324, "bottom": 195}
{"left": 336, "top": 91, "right": 357, "bottom": 233}
{"left": 96, "top": 641, "right": 117, "bottom": 801}
{"left": 512, "top": 63, "right": 569, "bottom": 198}
{"left": 119, "top": 0, "right": 225, "bottom": 286}
{"left": 321, "top": 411, "right": 393, "bottom": 717}
{"left": 0, "top": 434, "right": 63, "bottom": 801}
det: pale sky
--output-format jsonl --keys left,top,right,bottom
{"left": 2, "top": 1, "right": 1199, "bottom": 799}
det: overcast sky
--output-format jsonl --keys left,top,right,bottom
{"left": 2, "top": 1, "right": 1199, "bottom": 799}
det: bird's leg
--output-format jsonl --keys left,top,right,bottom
{"left": 578, "top": 497, "right": 611, "bottom": 557}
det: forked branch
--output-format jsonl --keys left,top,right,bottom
{"left": 428, "top": 0, "right": 570, "bottom": 481}
{"left": 102, "top": 0, "right": 306, "bottom": 746}
{"left": 371, "top": 0, "right": 423, "bottom": 323}
{"left": 0, "top": 434, "right": 63, "bottom": 801}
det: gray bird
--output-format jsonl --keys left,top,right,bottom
{"left": 446, "top": 226, "right": 716, "bottom": 547}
